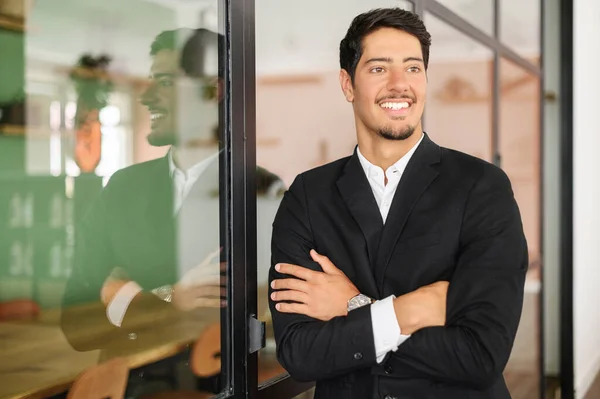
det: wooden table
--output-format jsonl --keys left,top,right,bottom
{"left": 0, "top": 300, "right": 219, "bottom": 399}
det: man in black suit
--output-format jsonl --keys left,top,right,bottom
{"left": 61, "top": 27, "right": 226, "bottom": 352}
{"left": 268, "top": 8, "right": 527, "bottom": 399}
{"left": 60, "top": 27, "right": 283, "bottom": 393}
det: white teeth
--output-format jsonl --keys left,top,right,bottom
{"left": 380, "top": 102, "right": 410, "bottom": 110}
{"left": 151, "top": 112, "right": 166, "bottom": 121}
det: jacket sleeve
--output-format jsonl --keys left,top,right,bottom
{"left": 60, "top": 175, "right": 172, "bottom": 351}
{"left": 268, "top": 174, "right": 377, "bottom": 382}
{"left": 386, "top": 165, "right": 528, "bottom": 390}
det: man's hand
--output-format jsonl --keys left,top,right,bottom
{"left": 393, "top": 281, "right": 449, "bottom": 335}
{"left": 270, "top": 249, "right": 359, "bottom": 321}
{"left": 172, "top": 248, "right": 227, "bottom": 311}
{"left": 173, "top": 260, "right": 227, "bottom": 311}
{"left": 100, "top": 247, "right": 228, "bottom": 312}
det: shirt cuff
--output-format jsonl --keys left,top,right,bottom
{"left": 106, "top": 281, "right": 143, "bottom": 327}
{"left": 371, "top": 295, "right": 411, "bottom": 363}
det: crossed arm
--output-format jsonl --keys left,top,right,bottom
{"left": 60, "top": 179, "right": 224, "bottom": 351}
{"left": 268, "top": 169, "right": 528, "bottom": 388}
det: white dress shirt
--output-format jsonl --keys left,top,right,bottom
{"left": 106, "top": 150, "right": 216, "bottom": 326}
{"left": 356, "top": 133, "right": 424, "bottom": 363}
{"left": 168, "top": 150, "right": 219, "bottom": 213}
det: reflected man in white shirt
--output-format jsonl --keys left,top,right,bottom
{"left": 61, "top": 27, "right": 284, "bottom": 394}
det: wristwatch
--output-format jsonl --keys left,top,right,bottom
{"left": 151, "top": 285, "right": 174, "bottom": 303}
{"left": 347, "top": 293, "right": 374, "bottom": 312}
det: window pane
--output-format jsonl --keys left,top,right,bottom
{"left": 499, "top": 58, "right": 541, "bottom": 399}
{"left": 436, "top": 0, "right": 494, "bottom": 36}
{"left": 0, "top": 1, "right": 230, "bottom": 398}
{"left": 424, "top": 13, "right": 493, "bottom": 162}
{"left": 500, "top": 0, "right": 541, "bottom": 64}
{"left": 255, "top": 0, "right": 413, "bottom": 388}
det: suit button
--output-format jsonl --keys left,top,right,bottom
{"left": 384, "top": 365, "right": 393, "bottom": 374}
{"left": 383, "top": 395, "right": 396, "bottom": 399}
{"left": 128, "top": 333, "right": 137, "bottom": 340}
{"left": 353, "top": 352, "right": 363, "bottom": 360}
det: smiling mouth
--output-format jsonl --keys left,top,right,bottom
{"left": 151, "top": 111, "right": 167, "bottom": 120}
{"left": 150, "top": 110, "right": 168, "bottom": 125}
{"left": 379, "top": 101, "right": 411, "bottom": 111}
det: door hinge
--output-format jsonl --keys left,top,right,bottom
{"left": 248, "top": 315, "right": 265, "bottom": 354}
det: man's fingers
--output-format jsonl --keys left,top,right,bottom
{"left": 270, "top": 289, "right": 309, "bottom": 304}
{"left": 274, "top": 302, "right": 311, "bottom": 316}
{"left": 271, "top": 278, "right": 308, "bottom": 292}
{"left": 275, "top": 263, "right": 316, "bottom": 281}
{"left": 193, "top": 297, "right": 225, "bottom": 308}
{"left": 190, "top": 285, "right": 223, "bottom": 298}
{"left": 191, "top": 274, "right": 222, "bottom": 286}
{"left": 309, "top": 249, "right": 340, "bottom": 274}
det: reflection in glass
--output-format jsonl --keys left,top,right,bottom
{"left": 0, "top": 1, "right": 230, "bottom": 398}
{"left": 423, "top": 13, "right": 493, "bottom": 162}
{"left": 436, "top": 0, "right": 494, "bottom": 36}
{"left": 499, "top": 58, "right": 541, "bottom": 399}
{"left": 255, "top": 0, "right": 414, "bottom": 388}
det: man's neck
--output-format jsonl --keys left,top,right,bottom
{"left": 171, "top": 145, "right": 218, "bottom": 172}
{"left": 357, "top": 129, "right": 424, "bottom": 171}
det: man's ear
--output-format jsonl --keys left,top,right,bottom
{"left": 339, "top": 69, "right": 354, "bottom": 103}
{"left": 201, "top": 77, "right": 223, "bottom": 102}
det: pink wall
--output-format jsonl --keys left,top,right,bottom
{"left": 131, "top": 58, "right": 541, "bottom": 272}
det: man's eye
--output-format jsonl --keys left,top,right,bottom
{"left": 158, "top": 79, "right": 174, "bottom": 87}
{"left": 408, "top": 66, "right": 421, "bottom": 73}
{"left": 370, "top": 67, "right": 385, "bottom": 73}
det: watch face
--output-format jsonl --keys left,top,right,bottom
{"left": 152, "top": 285, "right": 174, "bottom": 302}
{"left": 348, "top": 294, "right": 372, "bottom": 311}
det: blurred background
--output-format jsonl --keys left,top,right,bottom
{"left": 0, "top": 0, "right": 596, "bottom": 399}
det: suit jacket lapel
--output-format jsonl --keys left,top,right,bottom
{"left": 142, "top": 156, "right": 177, "bottom": 279}
{"left": 143, "top": 155, "right": 175, "bottom": 223}
{"left": 374, "top": 134, "right": 441, "bottom": 290}
{"left": 336, "top": 150, "right": 381, "bottom": 296}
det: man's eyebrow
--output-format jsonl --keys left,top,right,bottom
{"left": 364, "top": 57, "right": 393, "bottom": 64}
{"left": 403, "top": 57, "right": 424, "bottom": 63}
{"left": 149, "top": 73, "right": 175, "bottom": 79}
{"left": 363, "top": 56, "right": 424, "bottom": 64}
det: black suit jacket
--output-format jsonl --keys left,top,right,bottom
{"left": 60, "top": 154, "right": 224, "bottom": 355}
{"left": 268, "top": 134, "right": 528, "bottom": 399}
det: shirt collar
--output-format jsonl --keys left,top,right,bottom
{"left": 356, "top": 132, "right": 425, "bottom": 177}
{"left": 168, "top": 148, "right": 219, "bottom": 182}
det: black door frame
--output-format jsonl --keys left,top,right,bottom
{"left": 558, "top": 0, "right": 574, "bottom": 397}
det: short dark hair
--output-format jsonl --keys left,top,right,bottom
{"left": 150, "top": 28, "right": 224, "bottom": 78}
{"left": 339, "top": 8, "right": 431, "bottom": 82}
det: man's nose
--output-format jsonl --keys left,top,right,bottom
{"left": 386, "top": 70, "right": 410, "bottom": 93}
{"left": 139, "top": 82, "right": 157, "bottom": 106}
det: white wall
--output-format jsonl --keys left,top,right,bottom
{"left": 574, "top": 0, "right": 600, "bottom": 397}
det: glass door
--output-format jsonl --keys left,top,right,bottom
{"left": 0, "top": 1, "right": 241, "bottom": 398}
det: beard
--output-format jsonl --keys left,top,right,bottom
{"left": 377, "top": 122, "right": 416, "bottom": 141}
{"left": 147, "top": 130, "right": 179, "bottom": 147}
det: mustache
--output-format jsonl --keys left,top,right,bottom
{"left": 376, "top": 94, "right": 416, "bottom": 104}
